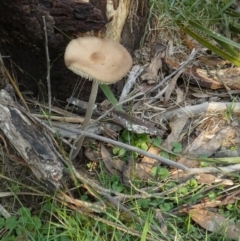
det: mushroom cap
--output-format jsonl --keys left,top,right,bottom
{"left": 64, "top": 36, "right": 133, "bottom": 84}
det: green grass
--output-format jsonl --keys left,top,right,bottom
{"left": 148, "top": 0, "right": 240, "bottom": 66}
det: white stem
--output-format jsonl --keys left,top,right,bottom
{"left": 69, "top": 81, "right": 99, "bottom": 160}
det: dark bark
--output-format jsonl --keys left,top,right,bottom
{"left": 0, "top": 87, "right": 63, "bottom": 189}
{"left": 0, "top": 0, "right": 107, "bottom": 101}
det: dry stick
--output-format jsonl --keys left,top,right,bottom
{"left": 187, "top": 164, "right": 240, "bottom": 175}
{"left": 33, "top": 114, "right": 86, "bottom": 124}
{"left": 147, "top": 85, "right": 168, "bottom": 105}
{"left": 33, "top": 109, "right": 186, "bottom": 170}
{"left": 119, "top": 65, "right": 147, "bottom": 102}
{"left": 32, "top": 101, "right": 240, "bottom": 175}
{"left": 67, "top": 127, "right": 240, "bottom": 175}
{"left": 34, "top": 114, "right": 240, "bottom": 177}
{"left": 0, "top": 204, "right": 11, "bottom": 219}
{"left": 86, "top": 92, "right": 144, "bottom": 130}
{"left": 147, "top": 68, "right": 185, "bottom": 105}
{"left": 62, "top": 126, "right": 188, "bottom": 171}
{"left": 162, "top": 102, "right": 240, "bottom": 121}
{"left": 42, "top": 16, "right": 51, "bottom": 115}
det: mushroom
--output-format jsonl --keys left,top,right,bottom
{"left": 64, "top": 36, "right": 133, "bottom": 160}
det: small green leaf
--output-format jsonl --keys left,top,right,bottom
{"left": 188, "top": 178, "right": 198, "bottom": 188}
{"left": 157, "top": 168, "right": 169, "bottom": 179}
{"left": 122, "top": 130, "right": 132, "bottom": 142}
{"left": 208, "top": 191, "right": 216, "bottom": 201}
{"left": 118, "top": 148, "right": 126, "bottom": 157}
{"left": 0, "top": 218, "right": 5, "bottom": 229}
{"left": 151, "top": 136, "right": 162, "bottom": 146}
{"left": 137, "top": 199, "right": 151, "bottom": 208}
{"left": 140, "top": 142, "right": 148, "bottom": 151}
{"left": 160, "top": 151, "right": 170, "bottom": 159}
{"left": 5, "top": 216, "right": 18, "bottom": 229}
{"left": 200, "top": 161, "right": 210, "bottom": 167}
{"left": 151, "top": 167, "right": 158, "bottom": 177}
{"left": 226, "top": 204, "right": 234, "bottom": 211}
{"left": 132, "top": 151, "right": 139, "bottom": 158}
{"left": 172, "top": 142, "right": 182, "bottom": 153}
{"left": 178, "top": 186, "right": 188, "bottom": 195}
{"left": 31, "top": 216, "right": 42, "bottom": 230}
{"left": 138, "top": 134, "right": 148, "bottom": 143}
{"left": 159, "top": 202, "right": 172, "bottom": 212}
{"left": 112, "top": 146, "right": 121, "bottom": 155}
{"left": 17, "top": 207, "right": 31, "bottom": 218}
{"left": 112, "top": 181, "right": 123, "bottom": 192}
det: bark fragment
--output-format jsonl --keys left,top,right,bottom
{"left": 0, "top": 88, "right": 63, "bottom": 189}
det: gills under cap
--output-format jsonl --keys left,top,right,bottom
{"left": 64, "top": 36, "right": 133, "bottom": 84}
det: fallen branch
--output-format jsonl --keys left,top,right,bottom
{"left": 119, "top": 65, "right": 147, "bottom": 102}
{"left": 60, "top": 125, "right": 189, "bottom": 171}
{"left": 187, "top": 164, "right": 240, "bottom": 175}
{"left": 162, "top": 102, "right": 240, "bottom": 120}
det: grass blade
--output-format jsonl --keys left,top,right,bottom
{"left": 100, "top": 84, "right": 124, "bottom": 112}
{"left": 181, "top": 26, "right": 240, "bottom": 66}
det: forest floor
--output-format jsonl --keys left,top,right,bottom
{"left": 0, "top": 1, "right": 240, "bottom": 241}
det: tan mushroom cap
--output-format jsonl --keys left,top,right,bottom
{"left": 64, "top": 36, "right": 133, "bottom": 84}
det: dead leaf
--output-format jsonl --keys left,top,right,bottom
{"left": 177, "top": 157, "right": 199, "bottom": 168}
{"left": 141, "top": 51, "right": 164, "bottom": 84}
{"left": 170, "top": 168, "right": 195, "bottom": 182}
{"left": 198, "top": 56, "right": 229, "bottom": 67}
{"left": 122, "top": 147, "right": 160, "bottom": 182}
{"left": 100, "top": 144, "right": 124, "bottom": 176}
{"left": 195, "top": 173, "right": 218, "bottom": 184}
{"left": 135, "top": 147, "right": 160, "bottom": 179}
{"left": 155, "top": 209, "right": 168, "bottom": 234}
{"left": 164, "top": 58, "right": 240, "bottom": 90}
{"left": 196, "top": 173, "right": 234, "bottom": 185}
{"left": 162, "top": 114, "right": 189, "bottom": 150}
{"left": 191, "top": 92, "right": 211, "bottom": 98}
{"left": 184, "top": 126, "right": 236, "bottom": 157}
{"left": 191, "top": 67, "right": 240, "bottom": 90}
{"left": 84, "top": 147, "right": 101, "bottom": 162}
{"left": 189, "top": 209, "right": 240, "bottom": 240}
{"left": 175, "top": 87, "right": 185, "bottom": 104}
{"left": 180, "top": 29, "right": 198, "bottom": 50}
{"left": 164, "top": 68, "right": 185, "bottom": 104}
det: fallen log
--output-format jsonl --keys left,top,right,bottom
{"left": 0, "top": 87, "right": 63, "bottom": 189}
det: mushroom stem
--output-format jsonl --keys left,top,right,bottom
{"left": 69, "top": 81, "right": 99, "bottom": 160}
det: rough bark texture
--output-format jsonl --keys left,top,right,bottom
{"left": 0, "top": 0, "right": 107, "bottom": 101}
{"left": 0, "top": 87, "right": 63, "bottom": 189}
